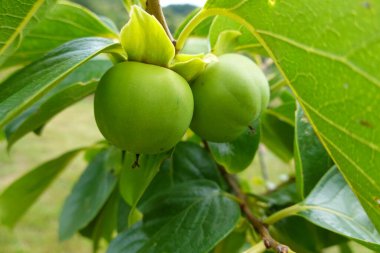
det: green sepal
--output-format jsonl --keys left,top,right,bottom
{"left": 169, "top": 54, "right": 208, "bottom": 82}
{"left": 120, "top": 6, "right": 175, "bottom": 67}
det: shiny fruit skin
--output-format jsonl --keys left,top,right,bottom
{"left": 190, "top": 54, "right": 269, "bottom": 142}
{"left": 94, "top": 61, "right": 194, "bottom": 154}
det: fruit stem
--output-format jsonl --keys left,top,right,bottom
{"left": 146, "top": 0, "right": 175, "bottom": 45}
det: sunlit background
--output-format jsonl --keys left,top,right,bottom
{"left": 161, "top": 0, "right": 205, "bottom": 6}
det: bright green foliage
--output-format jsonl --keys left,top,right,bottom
{"left": 190, "top": 53, "right": 268, "bottom": 142}
{"left": 94, "top": 61, "right": 193, "bottom": 154}
{"left": 0, "top": 0, "right": 56, "bottom": 66}
{"left": 1, "top": 1, "right": 118, "bottom": 69}
{"left": 4, "top": 60, "right": 112, "bottom": 148}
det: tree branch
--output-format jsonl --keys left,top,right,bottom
{"left": 220, "top": 168, "right": 290, "bottom": 253}
{"left": 146, "top": 0, "right": 175, "bottom": 44}
{"left": 202, "top": 140, "right": 291, "bottom": 253}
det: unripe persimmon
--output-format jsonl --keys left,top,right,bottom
{"left": 94, "top": 61, "right": 194, "bottom": 154}
{"left": 190, "top": 54, "right": 269, "bottom": 142}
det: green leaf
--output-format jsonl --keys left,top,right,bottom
{"left": 2, "top": 1, "right": 118, "bottom": 68}
{"left": 265, "top": 183, "right": 300, "bottom": 208}
{"left": 204, "top": 0, "right": 380, "bottom": 230}
{"left": 294, "top": 105, "right": 334, "bottom": 199}
{"left": 59, "top": 148, "right": 119, "bottom": 240}
{"left": 271, "top": 216, "right": 347, "bottom": 253}
{"left": 209, "top": 16, "right": 265, "bottom": 56}
{"left": 172, "top": 142, "right": 225, "bottom": 187}
{"left": 0, "top": 37, "right": 118, "bottom": 128}
{"left": 0, "top": 148, "right": 82, "bottom": 227}
{"left": 117, "top": 196, "right": 131, "bottom": 233}
{"left": 107, "top": 180, "right": 240, "bottom": 253}
{"left": 119, "top": 151, "right": 170, "bottom": 226}
{"left": 213, "top": 219, "right": 248, "bottom": 253}
{"left": 120, "top": 6, "right": 174, "bottom": 67}
{"left": 298, "top": 167, "right": 380, "bottom": 251}
{"left": 261, "top": 112, "right": 294, "bottom": 162}
{"left": 174, "top": 8, "right": 213, "bottom": 39}
{"left": 208, "top": 119, "right": 260, "bottom": 173}
{"left": 4, "top": 59, "right": 112, "bottom": 148}
{"left": 79, "top": 189, "right": 120, "bottom": 253}
{"left": 139, "top": 141, "right": 226, "bottom": 211}
{"left": 212, "top": 30, "right": 243, "bottom": 56}
{"left": 0, "top": 0, "right": 56, "bottom": 66}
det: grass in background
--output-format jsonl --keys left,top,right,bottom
{"left": 0, "top": 98, "right": 100, "bottom": 253}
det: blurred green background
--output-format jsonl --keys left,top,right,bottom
{"left": 0, "top": 1, "right": 375, "bottom": 253}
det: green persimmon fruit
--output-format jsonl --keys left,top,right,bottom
{"left": 190, "top": 53, "right": 269, "bottom": 142}
{"left": 94, "top": 61, "right": 194, "bottom": 154}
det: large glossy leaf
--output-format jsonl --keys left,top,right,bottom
{"left": 4, "top": 59, "right": 112, "bottom": 148}
{"left": 119, "top": 151, "right": 170, "bottom": 226}
{"left": 59, "top": 149, "right": 118, "bottom": 240}
{"left": 294, "top": 105, "right": 334, "bottom": 199}
{"left": 0, "top": 37, "right": 118, "bottom": 128}
{"left": 107, "top": 180, "right": 240, "bottom": 253}
{"left": 296, "top": 167, "right": 380, "bottom": 250}
{"left": 0, "top": 0, "right": 56, "bottom": 66}
{"left": 0, "top": 148, "right": 82, "bottom": 227}
{"left": 208, "top": 119, "right": 260, "bottom": 174}
{"left": 204, "top": 0, "right": 380, "bottom": 230}
{"left": 2, "top": 1, "right": 118, "bottom": 68}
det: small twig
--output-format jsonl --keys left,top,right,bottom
{"left": 146, "top": 0, "right": 176, "bottom": 44}
{"left": 219, "top": 166, "right": 291, "bottom": 253}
